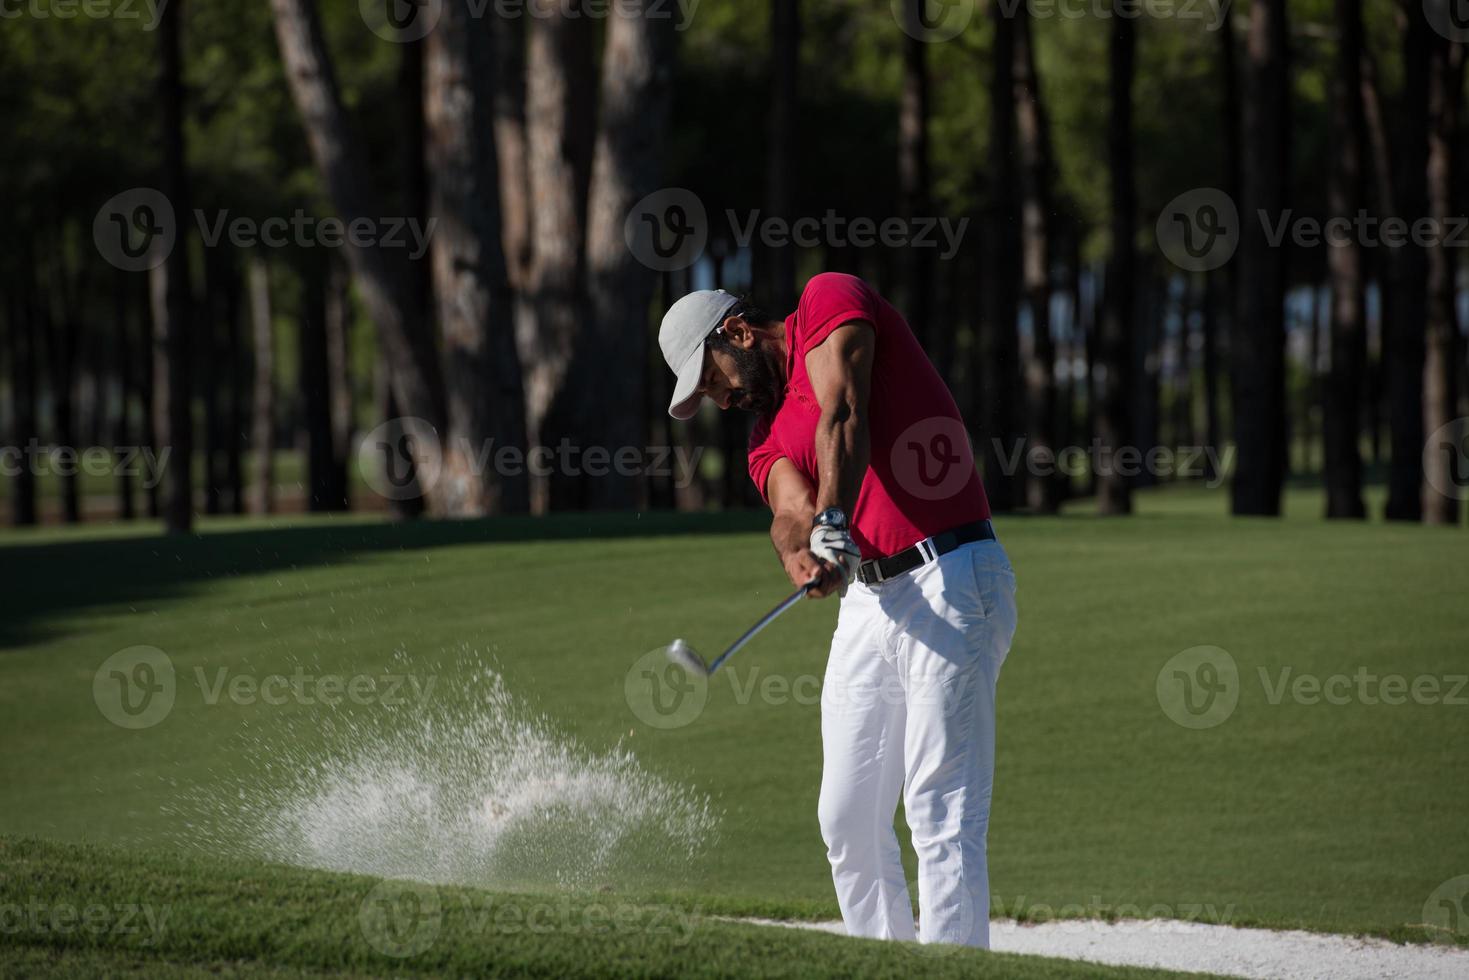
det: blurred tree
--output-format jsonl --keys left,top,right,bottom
{"left": 425, "top": 0, "right": 529, "bottom": 515}
{"left": 1096, "top": 16, "right": 1134, "bottom": 516}
{"left": 1324, "top": 0, "right": 1367, "bottom": 519}
{"left": 1232, "top": 0, "right": 1290, "bottom": 516}
{"left": 298, "top": 254, "right": 348, "bottom": 513}
{"left": 7, "top": 283, "right": 38, "bottom": 526}
{"left": 1204, "top": 9, "right": 1241, "bottom": 483}
{"left": 111, "top": 272, "right": 137, "bottom": 521}
{"left": 43, "top": 255, "right": 81, "bottom": 524}
{"left": 585, "top": 0, "right": 678, "bottom": 509}
{"left": 981, "top": 4, "right": 1022, "bottom": 513}
{"left": 248, "top": 256, "right": 275, "bottom": 515}
{"left": 1015, "top": 8, "right": 1060, "bottom": 514}
{"left": 521, "top": 0, "right": 595, "bottom": 512}
{"left": 1421, "top": 31, "right": 1464, "bottom": 524}
{"left": 1384, "top": 0, "right": 1429, "bottom": 521}
{"left": 765, "top": 0, "right": 800, "bottom": 314}
{"left": 493, "top": 17, "right": 532, "bottom": 295}
{"left": 271, "top": 0, "right": 448, "bottom": 510}
{"left": 325, "top": 259, "right": 353, "bottom": 510}
{"left": 155, "top": 0, "right": 195, "bottom": 534}
{"left": 898, "top": 0, "right": 932, "bottom": 350}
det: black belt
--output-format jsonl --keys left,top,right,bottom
{"left": 856, "top": 519, "right": 996, "bottom": 586}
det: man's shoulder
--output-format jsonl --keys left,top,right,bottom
{"left": 798, "top": 271, "right": 871, "bottom": 305}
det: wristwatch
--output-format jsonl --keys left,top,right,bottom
{"left": 812, "top": 507, "right": 848, "bottom": 531}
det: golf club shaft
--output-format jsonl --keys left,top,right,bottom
{"left": 706, "top": 579, "right": 818, "bottom": 675}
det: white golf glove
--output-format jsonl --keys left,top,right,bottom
{"left": 809, "top": 524, "right": 861, "bottom": 595}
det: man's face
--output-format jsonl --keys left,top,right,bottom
{"left": 697, "top": 322, "right": 785, "bottom": 417}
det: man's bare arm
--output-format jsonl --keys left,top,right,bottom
{"left": 806, "top": 321, "right": 876, "bottom": 516}
{"left": 766, "top": 458, "right": 844, "bottom": 597}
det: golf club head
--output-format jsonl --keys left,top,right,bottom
{"left": 665, "top": 638, "right": 709, "bottom": 676}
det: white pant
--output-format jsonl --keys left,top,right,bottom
{"left": 818, "top": 538, "right": 1017, "bottom": 947}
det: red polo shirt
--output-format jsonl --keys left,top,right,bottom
{"left": 748, "top": 273, "right": 991, "bottom": 560}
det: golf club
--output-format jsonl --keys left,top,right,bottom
{"left": 666, "top": 577, "right": 821, "bottom": 676}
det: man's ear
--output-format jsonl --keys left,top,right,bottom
{"left": 722, "top": 315, "right": 760, "bottom": 349}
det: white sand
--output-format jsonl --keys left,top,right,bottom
{"left": 736, "top": 916, "right": 1469, "bottom": 979}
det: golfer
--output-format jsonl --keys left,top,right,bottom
{"left": 658, "top": 272, "right": 1018, "bottom": 947}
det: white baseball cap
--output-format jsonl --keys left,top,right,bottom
{"left": 659, "top": 288, "right": 739, "bottom": 420}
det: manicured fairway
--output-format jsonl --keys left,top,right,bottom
{"left": 0, "top": 837, "right": 1228, "bottom": 979}
{"left": 1, "top": 483, "right": 1466, "bottom": 952}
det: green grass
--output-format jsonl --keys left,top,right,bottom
{"left": 1, "top": 482, "right": 1466, "bottom": 962}
{"left": 0, "top": 837, "right": 1224, "bottom": 979}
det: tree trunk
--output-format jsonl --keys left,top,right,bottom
{"left": 492, "top": 14, "right": 532, "bottom": 295}
{"left": 201, "top": 248, "right": 233, "bottom": 516}
{"left": 270, "top": 0, "right": 446, "bottom": 507}
{"left": 1097, "top": 17, "right": 1135, "bottom": 515}
{"left": 1360, "top": 46, "right": 1395, "bottom": 475}
{"left": 425, "top": 0, "right": 530, "bottom": 516}
{"left": 248, "top": 256, "right": 275, "bottom": 515}
{"left": 1384, "top": 3, "right": 1430, "bottom": 521}
{"left": 7, "top": 280, "right": 38, "bottom": 526}
{"left": 1014, "top": 8, "right": 1059, "bottom": 514}
{"left": 898, "top": 0, "right": 931, "bottom": 350}
{"left": 299, "top": 259, "right": 339, "bottom": 512}
{"left": 223, "top": 258, "right": 245, "bottom": 513}
{"left": 765, "top": 0, "right": 800, "bottom": 314}
{"left": 325, "top": 258, "right": 352, "bottom": 510}
{"left": 520, "top": 0, "right": 595, "bottom": 512}
{"left": 1324, "top": 0, "right": 1367, "bottom": 518}
{"left": 112, "top": 271, "right": 136, "bottom": 520}
{"left": 1208, "top": 6, "right": 1239, "bottom": 483}
{"left": 981, "top": 2, "right": 1022, "bottom": 512}
{"left": 44, "top": 273, "right": 80, "bottom": 524}
{"left": 584, "top": 0, "right": 676, "bottom": 509}
{"left": 1231, "top": 0, "right": 1289, "bottom": 516}
{"left": 154, "top": 0, "right": 193, "bottom": 533}
{"left": 1422, "top": 36, "right": 1464, "bottom": 523}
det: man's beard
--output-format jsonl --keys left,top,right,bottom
{"left": 726, "top": 345, "right": 785, "bottom": 418}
